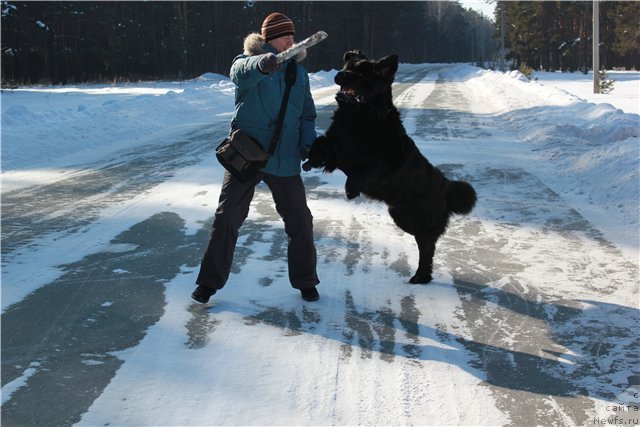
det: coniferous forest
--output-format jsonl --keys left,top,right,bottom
{"left": 498, "top": 1, "right": 639, "bottom": 72}
{"left": 1, "top": 1, "right": 638, "bottom": 85}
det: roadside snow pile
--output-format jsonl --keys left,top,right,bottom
{"left": 309, "top": 69, "right": 338, "bottom": 90}
{"left": 462, "top": 64, "right": 639, "bottom": 248}
{"left": 534, "top": 69, "right": 639, "bottom": 115}
{"left": 508, "top": 69, "right": 530, "bottom": 82}
{"left": 1, "top": 74, "right": 234, "bottom": 171}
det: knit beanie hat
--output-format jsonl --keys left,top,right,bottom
{"left": 261, "top": 13, "right": 295, "bottom": 42}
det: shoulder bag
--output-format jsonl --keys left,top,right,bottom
{"left": 216, "top": 60, "right": 298, "bottom": 183}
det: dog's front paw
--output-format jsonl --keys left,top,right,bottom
{"left": 304, "top": 156, "right": 325, "bottom": 170}
{"left": 305, "top": 138, "right": 328, "bottom": 170}
{"left": 303, "top": 152, "right": 324, "bottom": 170}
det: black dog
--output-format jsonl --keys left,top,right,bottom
{"left": 303, "top": 51, "right": 477, "bottom": 284}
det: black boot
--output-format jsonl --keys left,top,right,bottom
{"left": 191, "top": 285, "right": 216, "bottom": 303}
{"left": 300, "top": 286, "right": 319, "bottom": 302}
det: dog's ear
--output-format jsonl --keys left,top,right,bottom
{"left": 375, "top": 55, "right": 399, "bottom": 80}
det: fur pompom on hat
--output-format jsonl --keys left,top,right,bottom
{"left": 261, "top": 12, "right": 295, "bottom": 42}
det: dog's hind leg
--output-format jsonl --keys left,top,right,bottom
{"left": 389, "top": 206, "right": 435, "bottom": 284}
{"left": 410, "top": 233, "right": 436, "bottom": 284}
{"left": 344, "top": 175, "right": 362, "bottom": 199}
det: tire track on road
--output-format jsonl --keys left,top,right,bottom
{"left": 1, "top": 123, "right": 226, "bottom": 260}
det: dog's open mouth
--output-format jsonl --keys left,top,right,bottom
{"left": 338, "top": 86, "right": 365, "bottom": 104}
{"left": 340, "top": 87, "right": 356, "bottom": 96}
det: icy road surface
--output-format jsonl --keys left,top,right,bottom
{"left": 1, "top": 64, "right": 638, "bottom": 426}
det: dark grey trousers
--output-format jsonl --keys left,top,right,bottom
{"left": 196, "top": 171, "right": 319, "bottom": 291}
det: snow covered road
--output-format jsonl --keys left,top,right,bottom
{"left": 1, "top": 64, "right": 638, "bottom": 426}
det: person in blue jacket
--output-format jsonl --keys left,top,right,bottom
{"left": 192, "top": 12, "right": 320, "bottom": 304}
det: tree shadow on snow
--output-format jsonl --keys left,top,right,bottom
{"left": 199, "top": 277, "right": 639, "bottom": 403}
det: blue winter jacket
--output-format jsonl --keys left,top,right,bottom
{"left": 229, "top": 33, "right": 317, "bottom": 177}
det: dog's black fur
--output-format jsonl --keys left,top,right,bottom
{"left": 303, "top": 51, "right": 477, "bottom": 284}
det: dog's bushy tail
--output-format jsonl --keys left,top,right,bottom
{"left": 447, "top": 181, "right": 477, "bottom": 215}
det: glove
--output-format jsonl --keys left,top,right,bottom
{"left": 258, "top": 53, "right": 280, "bottom": 74}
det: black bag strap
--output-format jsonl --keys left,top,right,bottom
{"left": 267, "top": 60, "right": 298, "bottom": 155}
